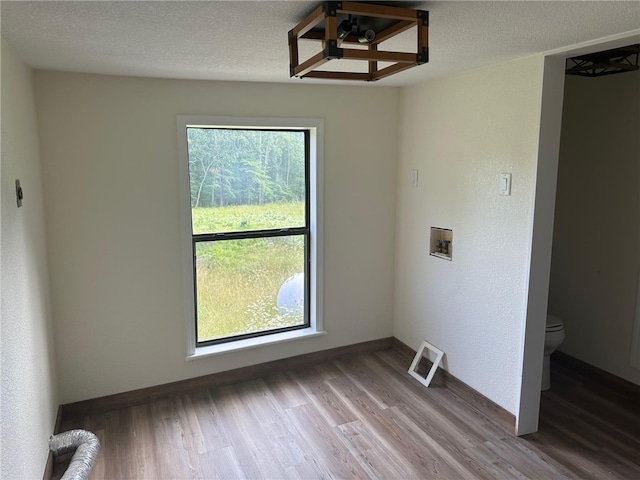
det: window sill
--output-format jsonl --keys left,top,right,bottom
{"left": 186, "top": 328, "right": 327, "bottom": 360}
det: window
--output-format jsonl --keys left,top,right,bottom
{"left": 177, "top": 117, "right": 323, "bottom": 356}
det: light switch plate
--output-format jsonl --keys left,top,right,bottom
{"left": 410, "top": 169, "right": 418, "bottom": 188}
{"left": 500, "top": 173, "right": 512, "bottom": 196}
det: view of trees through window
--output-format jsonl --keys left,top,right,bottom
{"left": 186, "top": 128, "right": 309, "bottom": 344}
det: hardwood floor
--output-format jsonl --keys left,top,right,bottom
{"left": 54, "top": 346, "right": 640, "bottom": 479}
{"left": 533, "top": 355, "right": 640, "bottom": 480}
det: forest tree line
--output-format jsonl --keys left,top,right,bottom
{"left": 187, "top": 128, "right": 306, "bottom": 208}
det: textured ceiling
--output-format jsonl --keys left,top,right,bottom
{"left": 1, "top": 1, "right": 639, "bottom": 86}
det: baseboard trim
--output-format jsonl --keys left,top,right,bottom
{"left": 43, "top": 405, "right": 63, "bottom": 480}
{"left": 391, "top": 337, "right": 516, "bottom": 431}
{"left": 59, "top": 336, "right": 516, "bottom": 436}
{"left": 61, "top": 337, "right": 394, "bottom": 420}
{"left": 42, "top": 451, "right": 53, "bottom": 480}
{"left": 552, "top": 350, "right": 640, "bottom": 401}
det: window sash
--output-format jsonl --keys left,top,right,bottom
{"left": 193, "top": 231, "right": 310, "bottom": 347}
{"left": 190, "top": 129, "right": 311, "bottom": 347}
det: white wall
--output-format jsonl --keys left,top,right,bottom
{"left": 34, "top": 71, "right": 399, "bottom": 404}
{"left": 549, "top": 71, "right": 640, "bottom": 385}
{"left": 394, "top": 56, "right": 543, "bottom": 415}
{"left": 1, "top": 38, "right": 58, "bottom": 479}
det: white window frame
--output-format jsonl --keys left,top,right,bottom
{"left": 177, "top": 116, "right": 325, "bottom": 359}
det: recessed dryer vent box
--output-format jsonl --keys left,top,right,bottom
{"left": 430, "top": 227, "right": 453, "bottom": 261}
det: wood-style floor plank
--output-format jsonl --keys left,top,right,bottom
{"left": 53, "top": 347, "right": 640, "bottom": 479}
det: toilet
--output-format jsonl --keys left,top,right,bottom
{"left": 542, "top": 314, "right": 565, "bottom": 391}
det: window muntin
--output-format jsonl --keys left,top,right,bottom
{"left": 185, "top": 127, "right": 310, "bottom": 346}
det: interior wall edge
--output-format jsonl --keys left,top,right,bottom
{"left": 0, "top": 36, "right": 59, "bottom": 480}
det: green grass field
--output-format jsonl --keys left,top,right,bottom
{"left": 192, "top": 203, "right": 306, "bottom": 342}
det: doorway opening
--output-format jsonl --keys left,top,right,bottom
{"left": 538, "top": 42, "right": 640, "bottom": 442}
{"left": 517, "top": 32, "right": 640, "bottom": 436}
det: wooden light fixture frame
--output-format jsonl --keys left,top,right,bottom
{"left": 288, "top": 1, "right": 429, "bottom": 82}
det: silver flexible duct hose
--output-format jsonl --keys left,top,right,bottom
{"left": 49, "top": 429, "right": 100, "bottom": 480}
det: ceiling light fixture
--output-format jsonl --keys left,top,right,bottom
{"left": 337, "top": 14, "right": 356, "bottom": 39}
{"left": 288, "top": 1, "right": 429, "bottom": 82}
{"left": 565, "top": 44, "right": 639, "bottom": 77}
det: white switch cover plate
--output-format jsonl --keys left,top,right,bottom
{"left": 500, "top": 173, "right": 512, "bottom": 196}
{"left": 410, "top": 169, "right": 418, "bottom": 188}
